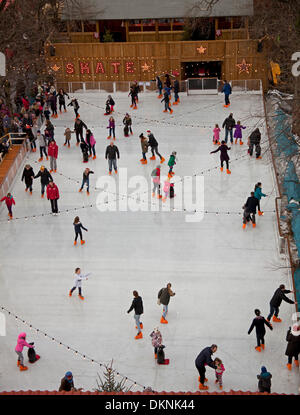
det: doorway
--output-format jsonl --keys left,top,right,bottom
{"left": 182, "top": 61, "right": 222, "bottom": 80}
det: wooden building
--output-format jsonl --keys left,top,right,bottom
{"left": 46, "top": 0, "right": 268, "bottom": 89}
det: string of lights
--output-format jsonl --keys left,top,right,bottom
{"left": 0, "top": 305, "right": 151, "bottom": 392}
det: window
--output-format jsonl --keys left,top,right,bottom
{"left": 218, "top": 17, "right": 231, "bottom": 30}
{"left": 83, "top": 21, "right": 97, "bottom": 32}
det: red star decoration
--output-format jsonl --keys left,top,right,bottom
{"left": 236, "top": 59, "right": 252, "bottom": 74}
{"left": 197, "top": 45, "right": 207, "bottom": 54}
{"left": 141, "top": 62, "right": 151, "bottom": 72}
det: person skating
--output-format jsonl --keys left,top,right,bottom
{"left": 161, "top": 90, "right": 173, "bottom": 114}
{"left": 222, "top": 80, "right": 232, "bottom": 107}
{"left": 129, "top": 86, "right": 137, "bottom": 110}
{"left": 57, "top": 88, "right": 70, "bottom": 113}
{"left": 107, "top": 95, "right": 115, "bottom": 113}
{"left": 47, "top": 180, "right": 59, "bottom": 215}
{"left": 254, "top": 182, "right": 267, "bottom": 216}
{"left": 167, "top": 151, "right": 177, "bottom": 177}
{"left": 0, "top": 192, "right": 15, "bottom": 219}
{"left": 74, "top": 118, "right": 87, "bottom": 146}
{"left": 133, "top": 81, "right": 140, "bottom": 103}
{"left": 15, "top": 332, "right": 34, "bottom": 371}
{"left": 73, "top": 216, "right": 88, "bottom": 246}
{"left": 107, "top": 116, "right": 116, "bottom": 140}
{"left": 222, "top": 113, "right": 235, "bottom": 143}
{"left": 242, "top": 191, "right": 259, "bottom": 228}
{"left": 210, "top": 141, "right": 231, "bottom": 174}
{"left": 43, "top": 105, "right": 51, "bottom": 121}
{"left": 45, "top": 119, "right": 55, "bottom": 142}
{"left": 267, "top": 284, "right": 296, "bottom": 323}
{"left": 157, "top": 283, "right": 175, "bottom": 324}
{"left": 69, "top": 268, "right": 91, "bottom": 300}
{"left": 147, "top": 130, "right": 165, "bottom": 163}
{"left": 156, "top": 76, "right": 163, "bottom": 98}
{"left": 257, "top": 366, "right": 272, "bottom": 393}
{"left": 150, "top": 327, "right": 162, "bottom": 359}
{"left": 21, "top": 164, "right": 35, "bottom": 194}
{"left": 37, "top": 130, "right": 48, "bottom": 162}
{"left": 139, "top": 133, "right": 149, "bottom": 164}
{"left": 195, "top": 345, "right": 217, "bottom": 390}
{"left": 64, "top": 127, "right": 74, "bottom": 147}
{"left": 151, "top": 165, "right": 162, "bottom": 199}
{"left": 162, "top": 176, "right": 171, "bottom": 203}
{"left": 173, "top": 78, "right": 180, "bottom": 105}
{"left": 48, "top": 139, "right": 58, "bottom": 173}
{"left": 285, "top": 323, "right": 300, "bottom": 370}
{"left": 79, "top": 168, "right": 94, "bottom": 195}
{"left": 123, "top": 113, "right": 133, "bottom": 137}
{"left": 248, "top": 128, "right": 262, "bottom": 159}
{"left": 127, "top": 290, "right": 144, "bottom": 340}
{"left": 214, "top": 358, "right": 225, "bottom": 390}
{"left": 67, "top": 98, "right": 80, "bottom": 118}
{"left": 59, "top": 371, "right": 83, "bottom": 392}
{"left": 34, "top": 166, "right": 53, "bottom": 198}
{"left": 248, "top": 309, "right": 273, "bottom": 352}
{"left": 105, "top": 141, "right": 120, "bottom": 175}
{"left": 49, "top": 93, "right": 58, "bottom": 118}
{"left": 80, "top": 139, "right": 89, "bottom": 163}
{"left": 213, "top": 124, "right": 221, "bottom": 145}
{"left": 234, "top": 121, "right": 246, "bottom": 145}
{"left": 104, "top": 99, "right": 111, "bottom": 115}
{"left": 86, "top": 129, "right": 96, "bottom": 159}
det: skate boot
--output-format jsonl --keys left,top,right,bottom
{"left": 160, "top": 316, "right": 168, "bottom": 324}
{"left": 152, "top": 192, "right": 155, "bottom": 198}
{"left": 79, "top": 188, "right": 82, "bottom": 192}
{"left": 163, "top": 110, "right": 168, "bottom": 113}
{"left": 30, "top": 191, "right": 32, "bottom": 195}
{"left": 261, "top": 344, "right": 265, "bottom": 350}
{"left": 74, "top": 241, "right": 77, "bottom": 246}
{"left": 46, "top": 156, "right": 49, "bottom": 160}
{"left": 109, "top": 171, "right": 112, "bottom": 175}
{"left": 272, "top": 316, "right": 282, "bottom": 322}
{"left": 87, "top": 191, "right": 90, "bottom": 196}
{"left": 41, "top": 194, "right": 44, "bottom": 198}
{"left": 226, "top": 169, "right": 231, "bottom": 174}
{"left": 78, "top": 295, "right": 84, "bottom": 300}
{"left": 93, "top": 156, "right": 96, "bottom": 160}
{"left": 115, "top": 169, "right": 118, "bottom": 174}
{"left": 38, "top": 157, "right": 43, "bottom": 162}
{"left": 240, "top": 141, "right": 243, "bottom": 145}
{"left": 25, "top": 188, "right": 28, "bottom": 192}
{"left": 107, "top": 135, "right": 111, "bottom": 139}
{"left": 154, "top": 353, "right": 157, "bottom": 359}
{"left": 199, "top": 383, "right": 208, "bottom": 390}
{"left": 294, "top": 360, "right": 299, "bottom": 367}
{"left": 133, "top": 105, "right": 137, "bottom": 110}
{"left": 160, "top": 157, "right": 165, "bottom": 164}
{"left": 220, "top": 167, "right": 223, "bottom": 172}
{"left": 150, "top": 156, "right": 156, "bottom": 160}
{"left": 158, "top": 194, "right": 162, "bottom": 199}
{"left": 287, "top": 363, "right": 292, "bottom": 370}
{"left": 219, "top": 385, "right": 223, "bottom": 390}
{"left": 50, "top": 169, "right": 53, "bottom": 173}
{"left": 242, "top": 223, "right": 246, "bottom": 229}
{"left": 19, "top": 365, "right": 28, "bottom": 371}
{"left": 255, "top": 346, "right": 261, "bottom": 352}
{"left": 81, "top": 240, "right": 85, "bottom": 245}
{"left": 252, "top": 223, "right": 256, "bottom": 228}
{"left": 258, "top": 211, "right": 264, "bottom": 216}
{"left": 135, "top": 332, "right": 143, "bottom": 340}
{"left": 17, "top": 360, "right": 21, "bottom": 367}
{"left": 170, "top": 109, "right": 173, "bottom": 114}
{"left": 141, "top": 159, "right": 147, "bottom": 164}
{"left": 69, "top": 290, "right": 73, "bottom": 296}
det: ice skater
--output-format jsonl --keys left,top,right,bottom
{"left": 129, "top": 86, "right": 137, "bottom": 110}
{"left": 107, "top": 95, "right": 115, "bottom": 112}
{"left": 139, "top": 133, "right": 149, "bottom": 164}
{"left": 162, "top": 176, "right": 171, "bottom": 203}
{"left": 257, "top": 366, "right": 272, "bottom": 393}
{"left": 222, "top": 113, "right": 235, "bottom": 143}
{"left": 214, "top": 358, "right": 225, "bottom": 390}
{"left": 285, "top": 323, "right": 300, "bottom": 370}
{"left": 173, "top": 78, "right": 180, "bottom": 105}
{"left": 213, "top": 124, "right": 221, "bottom": 145}
{"left": 104, "top": 99, "right": 111, "bottom": 115}
{"left": 151, "top": 165, "right": 162, "bottom": 199}
{"left": 57, "top": 88, "right": 70, "bottom": 113}
{"left": 64, "top": 127, "right": 74, "bottom": 147}
{"left": 248, "top": 309, "right": 273, "bottom": 352}
{"left": 267, "top": 285, "right": 295, "bottom": 323}
{"left": 147, "top": 130, "right": 165, "bottom": 163}
{"left": 59, "top": 371, "right": 82, "bottom": 392}
{"left": 107, "top": 116, "right": 116, "bottom": 140}
{"left": 37, "top": 130, "right": 48, "bottom": 162}
{"left": 46, "top": 180, "right": 59, "bottom": 215}
{"left": 127, "top": 290, "right": 144, "bottom": 340}
{"left": 34, "top": 166, "right": 53, "bottom": 198}
{"left": 156, "top": 76, "right": 163, "bottom": 98}
{"left": 79, "top": 168, "right": 94, "bottom": 195}
{"left": 48, "top": 139, "right": 58, "bottom": 173}
{"left": 21, "top": 164, "right": 35, "bottom": 194}
{"left": 73, "top": 216, "right": 88, "bottom": 246}
{"left": 67, "top": 98, "right": 80, "bottom": 118}
{"left": 86, "top": 129, "right": 96, "bottom": 159}
{"left": 234, "top": 121, "right": 246, "bottom": 145}
{"left": 105, "top": 141, "right": 120, "bottom": 175}
{"left": 74, "top": 118, "right": 88, "bottom": 146}
{"left": 69, "top": 268, "right": 91, "bottom": 300}
{"left": 161, "top": 90, "right": 173, "bottom": 114}
{"left": 0, "top": 193, "right": 15, "bottom": 219}
{"left": 15, "top": 332, "right": 34, "bottom": 371}
{"left": 242, "top": 191, "right": 259, "bottom": 228}
{"left": 157, "top": 283, "right": 176, "bottom": 324}
{"left": 150, "top": 327, "right": 162, "bottom": 359}
{"left": 167, "top": 151, "right": 177, "bottom": 177}
{"left": 80, "top": 139, "right": 89, "bottom": 163}
{"left": 195, "top": 345, "right": 217, "bottom": 390}
{"left": 123, "top": 113, "right": 133, "bottom": 137}
{"left": 210, "top": 141, "right": 231, "bottom": 174}
{"left": 247, "top": 128, "right": 262, "bottom": 159}
{"left": 254, "top": 182, "right": 267, "bottom": 216}
{"left": 221, "top": 80, "right": 232, "bottom": 107}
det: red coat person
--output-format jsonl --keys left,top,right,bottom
{"left": 46, "top": 182, "right": 59, "bottom": 200}
{"left": 48, "top": 141, "right": 58, "bottom": 159}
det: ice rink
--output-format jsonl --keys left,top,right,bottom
{"left": 0, "top": 90, "right": 299, "bottom": 393}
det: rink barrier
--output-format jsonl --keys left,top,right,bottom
{"left": 0, "top": 305, "right": 152, "bottom": 392}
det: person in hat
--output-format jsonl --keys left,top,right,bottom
{"left": 150, "top": 327, "right": 163, "bottom": 359}
{"left": 34, "top": 166, "right": 53, "bottom": 198}
{"left": 15, "top": 332, "right": 34, "bottom": 372}
{"left": 285, "top": 323, "right": 300, "bottom": 370}
{"left": 1, "top": 192, "right": 15, "bottom": 219}
{"left": 147, "top": 130, "right": 165, "bottom": 163}
{"left": 139, "top": 133, "right": 148, "bottom": 164}
{"left": 59, "top": 371, "right": 82, "bottom": 392}
{"left": 36, "top": 130, "right": 48, "bottom": 162}
{"left": 248, "top": 309, "right": 273, "bottom": 352}
{"left": 257, "top": 366, "right": 272, "bottom": 393}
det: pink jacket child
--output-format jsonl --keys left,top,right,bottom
{"left": 233, "top": 122, "right": 246, "bottom": 144}
{"left": 1, "top": 193, "right": 15, "bottom": 218}
{"left": 15, "top": 332, "right": 34, "bottom": 371}
{"left": 213, "top": 125, "right": 221, "bottom": 144}
{"left": 162, "top": 179, "right": 171, "bottom": 202}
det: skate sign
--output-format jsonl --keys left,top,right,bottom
{"left": 0, "top": 52, "right": 5, "bottom": 76}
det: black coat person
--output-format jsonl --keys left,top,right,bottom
{"left": 243, "top": 192, "right": 259, "bottom": 226}
{"left": 74, "top": 119, "right": 87, "bottom": 144}
{"left": 195, "top": 345, "right": 217, "bottom": 389}
{"left": 21, "top": 165, "right": 35, "bottom": 192}
{"left": 34, "top": 167, "right": 53, "bottom": 196}
{"left": 248, "top": 309, "right": 273, "bottom": 351}
{"left": 285, "top": 324, "right": 300, "bottom": 368}
{"left": 210, "top": 141, "right": 231, "bottom": 171}
{"left": 248, "top": 128, "right": 262, "bottom": 158}
{"left": 257, "top": 366, "right": 272, "bottom": 393}
{"left": 222, "top": 113, "right": 235, "bottom": 143}
{"left": 267, "top": 284, "right": 295, "bottom": 322}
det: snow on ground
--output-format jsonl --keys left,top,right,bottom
{"left": 0, "top": 90, "right": 299, "bottom": 393}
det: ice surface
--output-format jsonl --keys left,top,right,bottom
{"left": 0, "top": 91, "right": 299, "bottom": 394}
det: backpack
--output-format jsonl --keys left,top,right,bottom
{"left": 157, "top": 345, "right": 166, "bottom": 364}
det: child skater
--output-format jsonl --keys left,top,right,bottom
{"left": 214, "top": 358, "right": 225, "bottom": 390}
{"left": 210, "top": 140, "right": 231, "bottom": 174}
{"left": 162, "top": 176, "right": 171, "bottom": 203}
{"left": 15, "top": 332, "right": 34, "bottom": 371}
{"left": 1, "top": 192, "right": 15, "bottom": 219}
{"left": 213, "top": 124, "right": 221, "bottom": 145}
{"left": 69, "top": 268, "right": 91, "bottom": 300}
{"left": 64, "top": 127, "right": 74, "bottom": 147}
{"left": 129, "top": 86, "right": 137, "bottom": 110}
{"left": 73, "top": 216, "right": 88, "bottom": 246}
{"left": 67, "top": 98, "right": 80, "bottom": 119}
{"left": 150, "top": 327, "right": 163, "bottom": 359}
{"left": 234, "top": 121, "right": 246, "bottom": 145}
{"left": 107, "top": 116, "right": 116, "bottom": 140}
{"left": 254, "top": 182, "right": 267, "bottom": 216}
{"left": 168, "top": 151, "right": 177, "bottom": 177}
{"left": 161, "top": 91, "right": 173, "bottom": 114}
{"left": 85, "top": 129, "right": 96, "bottom": 159}
{"left": 78, "top": 168, "right": 94, "bottom": 195}
{"left": 123, "top": 113, "right": 133, "bottom": 137}
{"left": 151, "top": 165, "right": 162, "bottom": 199}
{"left": 108, "top": 95, "right": 115, "bottom": 112}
